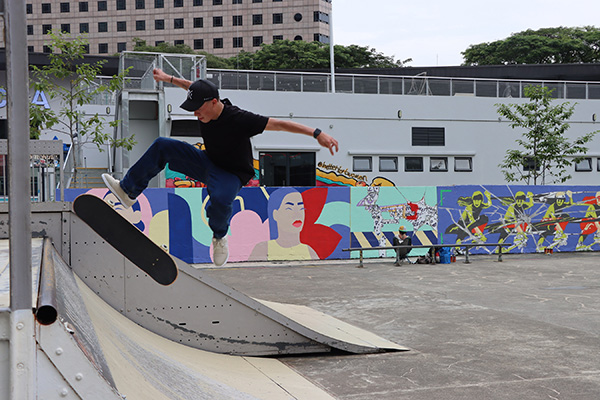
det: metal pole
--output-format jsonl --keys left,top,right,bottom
{"left": 329, "top": 1, "right": 335, "bottom": 93}
{"left": 4, "top": 1, "right": 36, "bottom": 398}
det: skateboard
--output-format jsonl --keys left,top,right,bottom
{"left": 73, "top": 194, "right": 178, "bottom": 285}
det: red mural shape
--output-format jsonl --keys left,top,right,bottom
{"left": 299, "top": 188, "right": 342, "bottom": 259}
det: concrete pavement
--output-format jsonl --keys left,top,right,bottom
{"left": 201, "top": 252, "right": 600, "bottom": 400}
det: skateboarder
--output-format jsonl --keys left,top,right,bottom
{"left": 103, "top": 68, "right": 339, "bottom": 267}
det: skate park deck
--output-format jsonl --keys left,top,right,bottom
{"left": 202, "top": 252, "right": 600, "bottom": 400}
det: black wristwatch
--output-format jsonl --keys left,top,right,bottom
{"left": 313, "top": 128, "right": 322, "bottom": 139}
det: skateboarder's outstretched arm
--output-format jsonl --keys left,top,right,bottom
{"left": 266, "top": 118, "right": 339, "bottom": 155}
{"left": 153, "top": 68, "right": 193, "bottom": 90}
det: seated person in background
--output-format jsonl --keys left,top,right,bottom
{"left": 393, "top": 226, "right": 412, "bottom": 266}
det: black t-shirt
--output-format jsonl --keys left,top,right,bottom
{"left": 200, "top": 100, "right": 268, "bottom": 184}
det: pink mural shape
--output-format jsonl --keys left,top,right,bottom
{"left": 227, "top": 210, "right": 270, "bottom": 262}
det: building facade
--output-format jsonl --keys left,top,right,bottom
{"left": 15, "top": 0, "right": 332, "bottom": 57}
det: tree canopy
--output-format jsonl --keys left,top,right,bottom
{"left": 462, "top": 26, "right": 600, "bottom": 65}
{"left": 132, "top": 38, "right": 411, "bottom": 69}
{"left": 496, "top": 85, "right": 597, "bottom": 185}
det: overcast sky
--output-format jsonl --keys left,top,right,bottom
{"left": 333, "top": 0, "right": 600, "bottom": 67}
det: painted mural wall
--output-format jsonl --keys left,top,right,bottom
{"left": 64, "top": 185, "right": 600, "bottom": 264}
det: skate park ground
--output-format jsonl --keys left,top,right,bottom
{"left": 198, "top": 252, "right": 600, "bottom": 400}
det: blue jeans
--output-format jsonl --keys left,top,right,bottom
{"left": 120, "top": 137, "right": 242, "bottom": 239}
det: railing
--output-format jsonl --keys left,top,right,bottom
{"left": 119, "top": 51, "right": 207, "bottom": 91}
{"left": 207, "top": 68, "right": 600, "bottom": 100}
{"left": 0, "top": 140, "right": 64, "bottom": 202}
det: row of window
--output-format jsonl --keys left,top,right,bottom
{"left": 29, "top": 0, "right": 287, "bottom": 14}
{"left": 29, "top": 14, "right": 299, "bottom": 36}
{"left": 30, "top": 33, "right": 318, "bottom": 54}
{"left": 352, "top": 156, "right": 473, "bottom": 173}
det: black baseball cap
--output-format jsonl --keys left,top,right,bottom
{"left": 180, "top": 79, "right": 220, "bottom": 111}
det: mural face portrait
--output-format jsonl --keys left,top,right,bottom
{"left": 272, "top": 191, "right": 305, "bottom": 237}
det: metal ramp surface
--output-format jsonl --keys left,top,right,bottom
{"left": 1, "top": 238, "right": 336, "bottom": 399}
{"left": 69, "top": 210, "right": 407, "bottom": 356}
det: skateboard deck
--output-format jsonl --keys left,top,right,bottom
{"left": 73, "top": 194, "right": 178, "bottom": 285}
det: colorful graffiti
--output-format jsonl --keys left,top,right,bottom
{"left": 64, "top": 184, "right": 600, "bottom": 264}
{"left": 439, "top": 185, "right": 600, "bottom": 253}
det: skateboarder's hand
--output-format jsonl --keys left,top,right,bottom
{"left": 153, "top": 68, "right": 170, "bottom": 82}
{"left": 317, "top": 132, "right": 339, "bottom": 155}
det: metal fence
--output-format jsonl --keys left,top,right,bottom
{"left": 0, "top": 140, "right": 64, "bottom": 202}
{"left": 206, "top": 69, "right": 600, "bottom": 100}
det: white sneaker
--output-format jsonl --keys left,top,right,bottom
{"left": 102, "top": 173, "right": 136, "bottom": 208}
{"left": 212, "top": 236, "right": 229, "bottom": 266}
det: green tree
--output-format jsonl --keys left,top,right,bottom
{"left": 496, "top": 85, "right": 598, "bottom": 185}
{"left": 230, "top": 40, "right": 411, "bottom": 70}
{"left": 462, "top": 26, "right": 600, "bottom": 65}
{"left": 31, "top": 31, "right": 135, "bottom": 186}
{"left": 132, "top": 38, "right": 233, "bottom": 68}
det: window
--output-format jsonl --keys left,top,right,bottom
{"left": 61, "top": 24, "right": 71, "bottom": 33}
{"left": 252, "top": 0, "right": 262, "bottom": 2}
{"left": 412, "top": 127, "right": 445, "bottom": 146}
{"left": 233, "top": 37, "right": 243, "bottom": 48}
{"left": 175, "top": 0, "right": 184, "bottom": 6}
{"left": 252, "top": 14, "right": 263, "bottom": 25}
{"left": 43, "top": 45, "right": 52, "bottom": 53}
{"left": 294, "top": 13, "right": 302, "bottom": 22}
{"left": 213, "top": 38, "right": 223, "bottom": 48}
{"left": 194, "top": 0, "right": 203, "bottom": 5}
{"left": 259, "top": 152, "right": 316, "bottom": 186}
{"left": 233, "top": 0, "right": 242, "bottom": 3}
{"left": 575, "top": 157, "right": 592, "bottom": 172}
{"left": 314, "top": 11, "right": 329, "bottom": 23}
{"left": 174, "top": 18, "right": 184, "bottom": 29}
{"left": 273, "top": 13, "right": 283, "bottom": 24}
{"left": 597, "top": 158, "right": 600, "bottom": 172}
{"left": 379, "top": 157, "right": 398, "bottom": 172}
{"left": 98, "top": 43, "right": 109, "bottom": 53}
{"left": 405, "top": 157, "right": 423, "bottom": 172}
{"left": 193, "top": 17, "right": 203, "bottom": 28}
{"left": 175, "top": 40, "right": 185, "bottom": 45}
{"left": 454, "top": 157, "right": 473, "bottom": 172}
{"left": 27, "top": 25, "right": 34, "bottom": 35}
{"left": 193, "top": 39, "right": 204, "bottom": 49}
{"left": 80, "top": 23, "right": 89, "bottom": 33}
{"left": 294, "top": 35, "right": 303, "bottom": 41}
{"left": 42, "top": 25, "right": 52, "bottom": 34}
{"left": 522, "top": 157, "right": 539, "bottom": 171}
{"left": 273, "top": 35, "right": 283, "bottom": 41}
{"left": 353, "top": 156, "right": 372, "bottom": 172}
{"left": 213, "top": 0, "right": 222, "bottom": 4}
{"left": 155, "top": 19, "right": 164, "bottom": 29}
{"left": 136, "top": 20, "right": 146, "bottom": 30}
{"left": 98, "top": 1, "right": 108, "bottom": 11}
{"left": 79, "top": 2, "right": 89, "bottom": 11}
{"left": 155, "top": 0, "right": 164, "bottom": 7}
{"left": 170, "top": 120, "right": 201, "bottom": 136}
{"left": 233, "top": 15, "right": 243, "bottom": 26}
{"left": 430, "top": 157, "right": 448, "bottom": 172}
{"left": 136, "top": 0, "right": 145, "bottom": 8}
{"left": 253, "top": 36, "right": 263, "bottom": 46}
{"left": 117, "top": 42, "right": 127, "bottom": 52}
{"left": 98, "top": 22, "right": 108, "bottom": 32}
{"left": 213, "top": 16, "right": 223, "bottom": 27}
{"left": 314, "top": 33, "right": 329, "bottom": 43}
{"left": 60, "top": 3, "right": 70, "bottom": 12}
{"left": 117, "top": 21, "right": 127, "bottom": 32}
{"left": 27, "top": 4, "right": 33, "bottom": 14}
{"left": 28, "top": 46, "right": 35, "bottom": 52}
{"left": 116, "top": 0, "right": 126, "bottom": 10}
{"left": 155, "top": 40, "right": 164, "bottom": 46}
{"left": 42, "top": 3, "right": 52, "bottom": 13}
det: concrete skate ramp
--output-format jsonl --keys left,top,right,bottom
{"left": 75, "top": 273, "right": 335, "bottom": 400}
{"left": 31, "top": 237, "right": 335, "bottom": 399}
{"left": 70, "top": 212, "right": 407, "bottom": 356}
